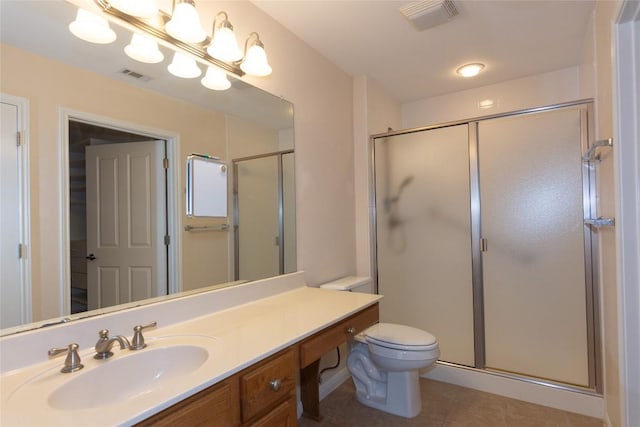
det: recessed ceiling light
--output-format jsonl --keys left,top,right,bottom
{"left": 456, "top": 63, "right": 485, "bottom": 78}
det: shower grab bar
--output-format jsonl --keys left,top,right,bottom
{"left": 184, "top": 224, "right": 229, "bottom": 232}
{"left": 582, "top": 138, "right": 613, "bottom": 162}
{"left": 584, "top": 217, "right": 615, "bottom": 228}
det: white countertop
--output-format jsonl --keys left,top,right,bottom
{"left": 0, "top": 286, "right": 381, "bottom": 426}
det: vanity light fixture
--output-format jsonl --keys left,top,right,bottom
{"left": 108, "top": 0, "right": 158, "bottom": 18}
{"left": 456, "top": 62, "right": 485, "bottom": 78}
{"left": 207, "top": 12, "right": 243, "bottom": 63}
{"left": 70, "top": 0, "right": 274, "bottom": 87}
{"left": 165, "top": 0, "right": 207, "bottom": 44}
{"left": 68, "top": 8, "right": 116, "bottom": 44}
{"left": 240, "top": 32, "right": 272, "bottom": 77}
{"left": 168, "top": 52, "right": 201, "bottom": 78}
{"left": 124, "top": 33, "right": 164, "bottom": 63}
{"left": 201, "top": 66, "right": 231, "bottom": 91}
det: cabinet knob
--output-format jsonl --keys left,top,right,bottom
{"left": 346, "top": 327, "right": 356, "bottom": 335}
{"left": 269, "top": 378, "right": 282, "bottom": 391}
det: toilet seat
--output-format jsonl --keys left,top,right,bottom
{"left": 364, "top": 323, "right": 438, "bottom": 351}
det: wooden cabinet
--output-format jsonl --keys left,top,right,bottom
{"left": 299, "top": 303, "right": 379, "bottom": 420}
{"left": 137, "top": 347, "right": 297, "bottom": 427}
{"left": 299, "top": 303, "right": 379, "bottom": 369}
{"left": 241, "top": 347, "right": 298, "bottom": 424}
{"left": 137, "top": 304, "right": 379, "bottom": 426}
{"left": 136, "top": 377, "right": 240, "bottom": 427}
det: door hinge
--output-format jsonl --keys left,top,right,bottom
{"left": 16, "top": 131, "right": 22, "bottom": 146}
{"left": 164, "top": 235, "right": 170, "bottom": 245}
{"left": 480, "top": 238, "right": 488, "bottom": 252}
{"left": 163, "top": 158, "right": 169, "bottom": 169}
{"left": 18, "top": 243, "right": 25, "bottom": 259}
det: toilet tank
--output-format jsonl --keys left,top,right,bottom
{"left": 319, "top": 276, "right": 372, "bottom": 293}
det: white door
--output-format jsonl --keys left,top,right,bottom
{"left": 0, "top": 101, "right": 23, "bottom": 328}
{"left": 86, "top": 140, "right": 166, "bottom": 310}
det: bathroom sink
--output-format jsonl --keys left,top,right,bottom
{"left": 3, "top": 334, "right": 220, "bottom": 423}
{"left": 48, "top": 343, "right": 209, "bottom": 410}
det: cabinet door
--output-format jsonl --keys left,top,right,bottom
{"left": 136, "top": 377, "right": 240, "bottom": 427}
{"left": 247, "top": 397, "right": 297, "bottom": 427}
{"left": 241, "top": 347, "right": 297, "bottom": 422}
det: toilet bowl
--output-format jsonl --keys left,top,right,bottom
{"left": 347, "top": 323, "right": 439, "bottom": 418}
{"left": 319, "top": 277, "right": 440, "bottom": 418}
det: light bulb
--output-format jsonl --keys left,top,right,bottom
{"left": 240, "top": 43, "right": 272, "bottom": 77}
{"left": 165, "top": 1, "right": 206, "bottom": 43}
{"left": 167, "top": 52, "right": 201, "bottom": 78}
{"left": 68, "top": 8, "right": 116, "bottom": 44}
{"left": 201, "top": 67, "right": 231, "bottom": 90}
{"left": 456, "top": 63, "right": 485, "bottom": 78}
{"left": 207, "top": 25, "right": 243, "bottom": 62}
{"left": 125, "top": 33, "right": 164, "bottom": 63}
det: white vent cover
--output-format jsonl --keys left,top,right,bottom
{"left": 399, "top": 0, "right": 459, "bottom": 31}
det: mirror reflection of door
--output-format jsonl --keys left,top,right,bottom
{"left": 69, "top": 122, "right": 168, "bottom": 313}
{"left": 1, "top": 95, "right": 30, "bottom": 328}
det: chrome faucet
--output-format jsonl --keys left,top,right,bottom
{"left": 48, "top": 343, "right": 83, "bottom": 373}
{"left": 94, "top": 329, "right": 130, "bottom": 359}
{"left": 130, "top": 321, "right": 158, "bottom": 350}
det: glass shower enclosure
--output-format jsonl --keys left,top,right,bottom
{"left": 233, "top": 150, "right": 296, "bottom": 281}
{"left": 372, "top": 102, "right": 599, "bottom": 390}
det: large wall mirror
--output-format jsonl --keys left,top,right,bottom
{"left": 0, "top": 0, "right": 296, "bottom": 335}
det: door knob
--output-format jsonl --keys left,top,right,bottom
{"left": 86, "top": 253, "right": 97, "bottom": 261}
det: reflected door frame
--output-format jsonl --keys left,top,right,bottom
{"left": 59, "top": 109, "right": 182, "bottom": 317}
{"left": 0, "top": 93, "right": 31, "bottom": 327}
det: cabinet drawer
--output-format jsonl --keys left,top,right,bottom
{"left": 299, "top": 303, "right": 379, "bottom": 368}
{"left": 241, "top": 347, "right": 297, "bottom": 422}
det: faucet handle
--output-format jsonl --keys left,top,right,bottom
{"left": 48, "top": 343, "right": 83, "bottom": 373}
{"left": 130, "top": 321, "right": 157, "bottom": 350}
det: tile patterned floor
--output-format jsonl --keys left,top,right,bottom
{"left": 299, "top": 378, "right": 603, "bottom": 427}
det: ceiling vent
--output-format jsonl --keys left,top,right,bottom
{"left": 399, "top": 0, "right": 459, "bottom": 31}
{"left": 117, "top": 68, "right": 152, "bottom": 82}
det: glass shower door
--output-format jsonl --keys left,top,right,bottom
{"left": 235, "top": 155, "right": 280, "bottom": 281}
{"left": 478, "top": 108, "right": 589, "bottom": 386}
{"left": 374, "top": 124, "right": 475, "bottom": 366}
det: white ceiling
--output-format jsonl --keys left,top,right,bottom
{"left": 252, "top": 0, "right": 596, "bottom": 103}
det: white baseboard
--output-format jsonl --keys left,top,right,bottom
{"left": 424, "top": 363, "right": 604, "bottom": 419}
{"left": 319, "top": 367, "right": 352, "bottom": 400}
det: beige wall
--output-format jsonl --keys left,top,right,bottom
{"left": 1, "top": 44, "right": 229, "bottom": 319}
{"left": 402, "top": 66, "right": 585, "bottom": 128}
{"left": 593, "top": 1, "right": 624, "bottom": 426}
{"left": 197, "top": 1, "right": 356, "bottom": 286}
{"left": 353, "top": 76, "right": 402, "bottom": 281}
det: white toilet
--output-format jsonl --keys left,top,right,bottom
{"left": 320, "top": 277, "right": 440, "bottom": 418}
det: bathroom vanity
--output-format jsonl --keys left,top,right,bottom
{"left": 138, "top": 304, "right": 379, "bottom": 425}
{"left": 0, "top": 273, "right": 381, "bottom": 426}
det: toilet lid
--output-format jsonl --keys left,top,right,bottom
{"left": 364, "top": 323, "right": 438, "bottom": 351}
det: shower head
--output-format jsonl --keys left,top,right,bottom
{"left": 398, "top": 175, "right": 414, "bottom": 194}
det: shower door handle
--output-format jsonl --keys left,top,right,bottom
{"left": 480, "top": 238, "right": 488, "bottom": 252}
